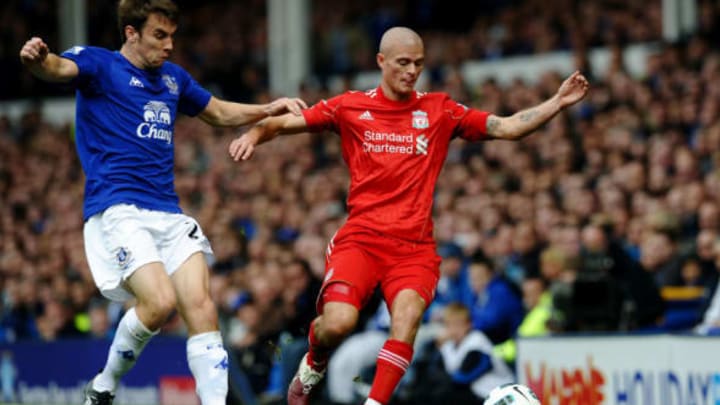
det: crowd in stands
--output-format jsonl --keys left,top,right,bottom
{"left": 2, "top": 0, "right": 675, "bottom": 101}
{"left": 4, "top": 0, "right": 720, "bottom": 403}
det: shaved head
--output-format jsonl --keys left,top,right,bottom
{"left": 376, "top": 26, "right": 424, "bottom": 101}
{"left": 378, "top": 27, "right": 423, "bottom": 56}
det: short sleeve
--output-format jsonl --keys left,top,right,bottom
{"left": 442, "top": 97, "right": 490, "bottom": 142}
{"left": 60, "top": 46, "right": 103, "bottom": 85}
{"left": 177, "top": 69, "right": 212, "bottom": 117}
{"left": 302, "top": 94, "right": 344, "bottom": 133}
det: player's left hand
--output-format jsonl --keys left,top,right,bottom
{"left": 229, "top": 131, "right": 260, "bottom": 161}
{"left": 556, "top": 70, "right": 589, "bottom": 108}
{"left": 264, "top": 97, "right": 308, "bottom": 116}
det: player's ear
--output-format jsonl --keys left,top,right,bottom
{"left": 376, "top": 52, "right": 385, "bottom": 69}
{"left": 124, "top": 25, "right": 139, "bottom": 44}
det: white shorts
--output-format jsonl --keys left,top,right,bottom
{"left": 84, "top": 204, "right": 214, "bottom": 301}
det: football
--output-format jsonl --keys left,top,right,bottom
{"left": 484, "top": 383, "right": 541, "bottom": 405}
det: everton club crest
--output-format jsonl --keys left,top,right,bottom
{"left": 412, "top": 110, "right": 429, "bottom": 129}
{"left": 114, "top": 246, "right": 133, "bottom": 271}
{"left": 162, "top": 74, "right": 179, "bottom": 95}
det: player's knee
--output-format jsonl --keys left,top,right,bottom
{"left": 139, "top": 287, "right": 177, "bottom": 325}
{"left": 389, "top": 291, "right": 426, "bottom": 339}
{"left": 198, "top": 296, "right": 218, "bottom": 318}
{"left": 319, "top": 283, "right": 361, "bottom": 340}
{"left": 392, "top": 304, "right": 423, "bottom": 328}
{"left": 184, "top": 293, "right": 215, "bottom": 315}
{"left": 322, "top": 311, "right": 357, "bottom": 340}
{"left": 185, "top": 297, "right": 219, "bottom": 333}
{"left": 321, "top": 304, "right": 358, "bottom": 341}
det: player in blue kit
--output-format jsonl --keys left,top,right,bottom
{"left": 19, "top": 1, "right": 306, "bottom": 404}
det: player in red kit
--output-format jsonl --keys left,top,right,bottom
{"left": 229, "top": 27, "right": 589, "bottom": 405}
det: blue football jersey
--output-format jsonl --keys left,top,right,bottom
{"left": 60, "top": 46, "right": 211, "bottom": 220}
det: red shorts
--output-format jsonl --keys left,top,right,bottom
{"left": 317, "top": 224, "right": 441, "bottom": 313}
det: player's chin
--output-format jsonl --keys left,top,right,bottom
{"left": 394, "top": 82, "right": 412, "bottom": 93}
{"left": 153, "top": 57, "right": 168, "bottom": 67}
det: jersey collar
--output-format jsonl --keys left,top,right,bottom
{"left": 376, "top": 85, "right": 417, "bottom": 105}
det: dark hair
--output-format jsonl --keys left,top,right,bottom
{"left": 470, "top": 249, "right": 493, "bottom": 270}
{"left": 291, "top": 258, "right": 313, "bottom": 278}
{"left": 117, "top": 0, "right": 178, "bottom": 42}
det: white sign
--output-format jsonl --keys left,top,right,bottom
{"left": 517, "top": 335, "right": 720, "bottom": 405}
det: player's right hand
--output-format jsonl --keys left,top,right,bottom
{"left": 229, "top": 132, "right": 259, "bottom": 161}
{"left": 20, "top": 37, "right": 49, "bottom": 65}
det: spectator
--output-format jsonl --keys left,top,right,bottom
{"left": 538, "top": 246, "right": 574, "bottom": 332}
{"left": 577, "top": 222, "right": 664, "bottom": 331}
{"left": 694, "top": 229, "right": 719, "bottom": 288}
{"left": 640, "top": 230, "right": 683, "bottom": 288}
{"left": 517, "top": 276, "right": 552, "bottom": 338}
{"left": 467, "top": 251, "right": 524, "bottom": 345}
{"left": 87, "top": 300, "right": 113, "bottom": 340}
{"left": 405, "top": 303, "right": 514, "bottom": 405}
{"left": 503, "top": 221, "right": 542, "bottom": 287}
{"left": 277, "top": 259, "right": 322, "bottom": 396}
{"left": 427, "top": 243, "right": 472, "bottom": 321}
{"left": 35, "top": 297, "right": 84, "bottom": 341}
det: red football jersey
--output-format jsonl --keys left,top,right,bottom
{"left": 302, "top": 86, "right": 490, "bottom": 243}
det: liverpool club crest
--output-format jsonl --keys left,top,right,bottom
{"left": 412, "top": 110, "right": 429, "bottom": 129}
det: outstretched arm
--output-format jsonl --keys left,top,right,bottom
{"left": 198, "top": 96, "right": 308, "bottom": 127}
{"left": 485, "top": 71, "right": 589, "bottom": 140}
{"left": 228, "top": 113, "right": 310, "bottom": 161}
{"left": 20, "top": 37, "right": 78, "bottom": 82}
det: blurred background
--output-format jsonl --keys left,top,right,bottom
{"left": 2, "top": 0, "right": 720, "bottom": 404}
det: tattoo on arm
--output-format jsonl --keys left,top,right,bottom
{"left": 486, "top": 116, "right": 501, "bottom": 135}
{"left": 518, "top": 109, "right": 539, "bottom": 122}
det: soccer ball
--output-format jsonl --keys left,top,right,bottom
{"left": 484, "top": 383, "right": 541, "bottom": 405}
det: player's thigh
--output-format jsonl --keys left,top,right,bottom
{"left": 84, "top": 204, "right": 166, "bottom": 301}
{"left": 170, "top": 252, "right": 218, "bottom": 333}
{"left": 320, "top": 241, "right": 378, "bottom": 313}
{"left": 158, "top": 213, "right": 214, "bottom": 278}
{"left": 157, "top": 213, "right": 216, "bottom": 330}
{"left": 380, "top": 245, "right": 440, "bottom": 310}
{"left": 170, "top": 251, "right": 212, "bottom": 311}
{"left": 125, "top": 261, "right": 176, "bottom": 310}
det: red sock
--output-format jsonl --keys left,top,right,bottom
{"left": 306, "top": 321, "right": 330, "bottom": 370}
{"left": 368, "top": 339, "right": 413, "bottom": 404}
